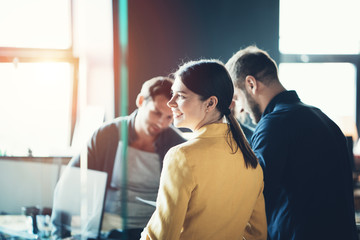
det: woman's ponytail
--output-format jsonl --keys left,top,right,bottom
{"left": 225, "top": 113, "right": 258, "bottom": 169}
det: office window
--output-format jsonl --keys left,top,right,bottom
{"left": 279, "top": 0, "right": 360, "bottom": 138}
{"left": 279, "top": 0, "right": 360, "bottom": 54}
{"left": 279, "top": 63, "right": 356, "bottom": 124}
{"left": 0, "top": 62, "right": 73, "bottom": 156}
{"left": 0, "top": 0, "right": 76, "bottom": 156}
{"left": 0, "top": 0, "right": 71, "bottom": 49}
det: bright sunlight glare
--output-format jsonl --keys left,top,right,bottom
{"left": 279, "top": 63, "right": 356, "bottom": 131}
{"left": 0, "top": 62, "right": 72, "bottom": 156}
{"left": 279, "top": 0, "right": 360, "bottom": 54}
{"left": 0, "top": 0, "right": 71, "bottom": 49}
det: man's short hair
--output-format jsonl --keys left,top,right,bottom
{"left": 226, "top": 45, "right": 279, "bottom": 88}
{"left": 139, "top": 76, "right": 174, "bottom": 101}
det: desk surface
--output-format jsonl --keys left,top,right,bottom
{"left": 2, "top": 214, "right": 360, "bottom": 239}
{"left": 0, "top": 215, "right": 38, "bottom": 239}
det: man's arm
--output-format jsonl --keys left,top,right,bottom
{"left": 251, "top": 117, "right": 289, "bottom": 222}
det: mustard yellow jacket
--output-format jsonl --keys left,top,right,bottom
{"left": 141, "top": 123, "right": 267, "bottom": 240}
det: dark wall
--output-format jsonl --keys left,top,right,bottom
{"left": 126, "top": 0, "right": 279, "bottom": 112}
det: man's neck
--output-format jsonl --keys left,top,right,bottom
{"left": 259, "top": 84, "right": 286, "bottom": 113}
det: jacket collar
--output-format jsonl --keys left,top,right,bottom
{"left": 262, "top": 90, "right": 300, "bottom": 118}
{"left": 192, "top": 123, "right": 229, "bottom": 139}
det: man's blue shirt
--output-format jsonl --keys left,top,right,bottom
{"left": 251, "top": 90, "right": 357, "bottom": 240}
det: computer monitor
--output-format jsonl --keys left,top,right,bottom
{"left": 51, "top": 166, "right": 108, "bottom": 239}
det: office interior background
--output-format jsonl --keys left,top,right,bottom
{"left": 0, "top": 0, "right": 360, "bottom": 223}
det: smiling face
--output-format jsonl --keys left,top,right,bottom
{"left": 167, "top": 77, "right": 208, "bottom": 131}
{"left": 136, "top": 94, "right": 173, "bottom": 137}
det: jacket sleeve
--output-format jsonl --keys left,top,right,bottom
{"left": 141, "top": 147, "right": 194, "bottom": 240}
{"left": 243, "top": 182, "right": 267, "bottom": 240}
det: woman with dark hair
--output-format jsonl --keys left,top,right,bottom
{"left": 141, "top": 60, "right": 267, "bottom": 240}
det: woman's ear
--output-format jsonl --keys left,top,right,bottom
{"left": 206, "top": 96, "right": 218, "bottom": 112}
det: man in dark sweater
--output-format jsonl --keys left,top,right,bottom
{"left": 51, "top": 77, "right": 186, "bottom": 240}
{"left": 226, "top": 46, "right": 357, "bottom": 240}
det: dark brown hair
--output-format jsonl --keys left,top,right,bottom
{"left": 226, "top": 45, "right": 279, "bottom": 89}
{"left": 174, "top": 59, "right": 258, "bottom": 169}
{"left": 140, "top": 76, "right": 174, "bottom": 101}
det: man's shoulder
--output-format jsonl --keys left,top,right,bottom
{"left": 154, "top": 126, "right": 186, "bottom": 159}
{"left": 252, "top": 105, "right": 301, "bottom": 144}
{"left": 253, "top": 102, "right": 333, "bottom": 144}
{"left": 255, "top": 112, "right": 286, "bottom": 133}
{"left": 260, "top": 101, "right": 314, "bottom": 126}
{"left": 165, "top": 125, "right": 186, "bottom": 139}
{"left": 159, "top": 125, "right": 186, "bottom": 145}
{"left": 99, "top": 116, "right": 129, "bottom": 130}
{"left": 91, "top": 115, "right": 130, "bottom": 141}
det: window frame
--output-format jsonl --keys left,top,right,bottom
{"left": 0, "top": 0, "right": 79, "bottom": 151}
{"left": 280, "top": 53, "right": 360, "bottom": 137}
{"left": 0, "top": 47, "right": 79, "bottom": 148}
